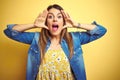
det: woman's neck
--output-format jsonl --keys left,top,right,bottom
{"left": 51, "top": 36, "right": 60, "bottom": 45}
{"left": 49, "top": 35, "right": 61, "bottom": 50}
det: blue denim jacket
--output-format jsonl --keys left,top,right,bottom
{"left": 4, "top": 21, "right": 107, "bottom": 80}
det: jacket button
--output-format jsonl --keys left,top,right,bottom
{"left": 35, "top": 50, "right": 38, "bottom": 53}
{"left": 74, "top": 52, "right": 76, "bottom": 54}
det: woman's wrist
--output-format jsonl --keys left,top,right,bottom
{"left": 73, "top": 22, "right": 81, "bottom": 28}
{"left": 77, "top": 23, "right": 81, "bottom": 28}
{"left": 78, "top": 24, "right": 97, "bottom": 30}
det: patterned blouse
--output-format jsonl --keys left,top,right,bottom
{"left": 36, "top": 48, "right": 74, "bottom": 80}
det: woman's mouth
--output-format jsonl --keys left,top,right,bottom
{"left": 52, "top": 24, "right": 59, "bottom": 31}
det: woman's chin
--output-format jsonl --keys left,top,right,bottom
{"left": 50, "top": 32, "right": 61, "bottom": 37}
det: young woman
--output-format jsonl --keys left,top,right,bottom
{"left": 4, "top": 4, "right": 107, "bottom": 80}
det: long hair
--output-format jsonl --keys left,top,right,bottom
{"left": 39, "top": 4, "right": 73, "bottom": 62}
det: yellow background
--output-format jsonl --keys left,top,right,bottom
{"left": 0, "top": 0, "right": 120, "bottom": 80}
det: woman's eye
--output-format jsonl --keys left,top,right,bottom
{"left": 58, "top": 15, "right": 62, "bottom": 19}
{"left": 48, "top": 15, "right": 53, "bottom": 19}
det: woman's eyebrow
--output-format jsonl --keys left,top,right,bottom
{"left": 57, "top": 13, "right": 62, "bottom": 15}
{"left": 48, "top": 13, "right": 53, "bottom": 15}
{"left": 48, "top": 12, "right": 62, "bottom": 15}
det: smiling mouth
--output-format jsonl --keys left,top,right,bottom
{"left": 52, "top": 24, "right": 59, "bottom": 31}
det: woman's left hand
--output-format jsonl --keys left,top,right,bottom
{"left": 61, "top": 10, "right": 78, "bottom": 29}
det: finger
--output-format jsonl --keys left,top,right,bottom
{"left": 37, "top": 12, "right": 42, "bottom": 18}
{"left": 44, "top": 26, "right": 49, "bottom": 30}
{"left": 41, "top": 10, "right": 48, "bottom": 18}
{"left": 66, "top": 13, "right": 70, "bottom": 18}
{"left": 63, "top": 25, "right": 67, "bottom": 29}
{"left": 61, "top": 10, "right": 67, "bottom": 19}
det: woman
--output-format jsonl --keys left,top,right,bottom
{"left": 4, "top": 4, "right": 107, "bottom": 80}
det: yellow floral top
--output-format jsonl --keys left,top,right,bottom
{"left": 36, "top": 48, "right": 74, "bottom": 80}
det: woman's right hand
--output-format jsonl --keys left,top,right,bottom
{"left": 34, "top": 10, "right": 49, "bottom": 30}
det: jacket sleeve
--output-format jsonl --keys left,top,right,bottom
{"left": 4, "top": 24, "right": 35, "bottom": 44}
{"left": 78, "top": 21, "right": 107, "bottom": 45}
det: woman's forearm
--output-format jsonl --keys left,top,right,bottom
{"left": 12, "top": 23, "right": 35, "bottom": 32}
{"left": 79, "top": 24, "right": 96, "bottom": 30}
{"left": 73, "top": 22, "right": 96, "bottom": 30}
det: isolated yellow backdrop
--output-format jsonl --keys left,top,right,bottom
{"left": 0, "top": 0, "right": 120, "bottom": 80}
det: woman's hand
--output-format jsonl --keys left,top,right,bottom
{"left": 61, "top": 10, "right": 78, "bottom": 29}
{"left": 34, "top": 10, "right": 49, "bottom": 30}
{"left": 61, "top": 10, "right": 97, "bottom": 30}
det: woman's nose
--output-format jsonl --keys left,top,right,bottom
{"left": 53, "top": 17, "right": 57, "bottom": 22}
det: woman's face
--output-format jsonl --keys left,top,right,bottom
{"left": 46, "top": 8, "right": 64, "bottom": 37}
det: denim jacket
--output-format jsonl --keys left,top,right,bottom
{"left": 4, "top": 21, "right": 107, "bottom": 80}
